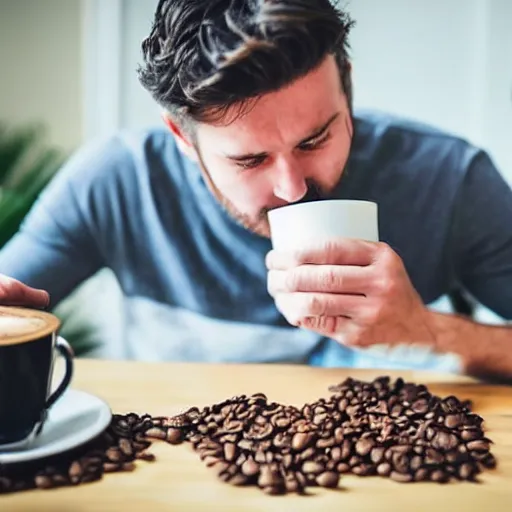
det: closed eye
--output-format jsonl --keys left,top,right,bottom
{"left": 234, "top": 154, "right": 267, "bottom": 170}
{"left": 297, "top": 131, "right": 331, "bottom": 151}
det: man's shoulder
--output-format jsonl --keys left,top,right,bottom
{"left": 351, "top": 109, "right": 480, "bottom": 171}
{"left": 81, "top": 126, "right": 180, "bottom": 169}
{"left": 57, "top": 126, "right": 185, "bottom": 190}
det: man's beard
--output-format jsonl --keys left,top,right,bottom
{"left": 195, "top": 150, "right": 335, "bottom": 237}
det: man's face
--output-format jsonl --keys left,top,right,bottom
{"left": 189, "top": 55, "right": 353, "bottom": 237}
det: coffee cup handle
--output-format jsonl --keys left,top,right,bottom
{"left": 45, "top": 336, "right": 74, "bottom": 409}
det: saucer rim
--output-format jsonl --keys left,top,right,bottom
{"left": 0, "top": 388, "right": 112, "bottom": 465}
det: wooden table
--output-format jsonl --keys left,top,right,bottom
{"left": 3, "top": 360, "right": 512, "bottom": 511}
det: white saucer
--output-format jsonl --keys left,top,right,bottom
{"left": 0, "top": 389, "right": 112, "bottom": 465}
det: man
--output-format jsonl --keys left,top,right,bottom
{"left": 1, "top": 0, "right": 511, "bottom": 377}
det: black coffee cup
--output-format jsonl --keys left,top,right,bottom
{"left": 0, "top": 305, "right": 74, "bottom": 451}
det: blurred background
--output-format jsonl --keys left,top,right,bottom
{"left": 0, "top": 0, "right": 511, "bottom": 357}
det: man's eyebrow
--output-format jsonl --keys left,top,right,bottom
{"left": 224, "top": 112, "right": 340, "bottom": 162}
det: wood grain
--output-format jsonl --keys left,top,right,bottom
{"left": 3, "top": 359, "right": 512, "bottom": 511}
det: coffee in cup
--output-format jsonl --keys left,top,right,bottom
{"left": 0, "top": 306, "right": 74, "bottom": 451}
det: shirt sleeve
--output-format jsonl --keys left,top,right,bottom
{"left": 453, "top": 150, "right": 512, "bottom": 319}
{"left": 0, "top": 134, "right": 129, "bottom": 308}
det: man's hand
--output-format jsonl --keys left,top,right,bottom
{"left": 0, "top": 274, "right": 49, "bottom": 309}
{"left": 266, "top": 239, "right": 437, "bottom": 349}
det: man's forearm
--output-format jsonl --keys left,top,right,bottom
{"left": 428, "top": 311, "right": 512, "bottom": 380}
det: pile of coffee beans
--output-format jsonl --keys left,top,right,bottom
{"left": 0, "top": 376, "right": 496, "bottom": 496}
{"left": 159, "top": 376, "right": 496, "bottom": 494}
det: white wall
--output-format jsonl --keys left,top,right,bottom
{"left": 120, "top": 0, "right": 161, "bottom": 130}
{"left": 0, "top": 0, "right": 83, "bottom": 151}
{"left": 479, "top": 0, "right": 512, "bottom": 177}
{"left": 348, "top": 0, "right": 483, "bottom": 142}
{"left": 348, "top": 0, "right": 511, "bottom": 181}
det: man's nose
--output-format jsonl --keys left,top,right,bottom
{"left": 272, "top": 159, "right": 307, "bottom": 203}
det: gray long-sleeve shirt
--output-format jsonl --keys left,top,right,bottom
{"left": 1, "top": 110, "right": 511, "bottom": 370}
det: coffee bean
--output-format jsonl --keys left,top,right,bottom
{"left": 480, "top": 452, "right": 497, "bottom": 469}
{"left": 106, "top": 447, "right": 124, "bottom": 463}
{"left": 316, "top": 471, "right": 339, "bottom": 488}
{"left": 430, "top": 469, "right": 449, "bottom": 483}
{"left": 466, "top": 439, "right": 490, "bottom": 452}
{"left": 411, "top": 399, "right": 429, "bottom": 415}
{"left": 381, "top": 423, "right": 394, "bottom": 440}
{"left": 227, "top": 473, "right": 249, "bottom": 486}
{"left": 461, "top": 429, "right": 481, "bottom": 442}
{"left": 330, "top": 446, "right": 342, "bottom": 462}
{"left": 240, "top": 458, "right": 259, "bottom": 477}
{"left": 409, "top": 455, "right": 422, "bottom": 472}
{"left": 284, "top": 474, "right": 303, "bottom": 493}
{"left": 68, "top": 461, "right": 83, "bottom": 484}
{"left": 425, "top": 448, "right": 444, "bottom": 465}
{"left": 370, "top": 447, "right": 385, "bottom": 465}
{"left": 273, "top": 432, "right": 291, "bottom": 449}
{"left": 219, "top": 433, "right": 239, "bottom": 444}
{"left": 335, "top": 462, "right": 350, "bottom": 473}
{"left": 299, "top": 447, "right": 316, "bottom": 461}
{"left": 145, "top": 427, "right": 167, "bottom": 440}
{"left": 317, "top": 437, "right": 336, "bottom": 449}
{"left": 236, "top": 438, "right": 252, "bottom": 451}
{"left": 352, "top": 464, "right": 374, "bottom": 476}
{"left": 302, "top": 461, "right": 324, "bottom": 474}
{"left": 291, "top": 432, "right": 314, "bottom": 451}
{"left": 444, "top": 414, "right": 462, "bottom": 429}
{"left": 432, "top": 431, "right": 459, "bottom": 451}
{"left": 377, "top": 462, "right": 392, "bottom": 477}
{"left": 414, "top": 468, "right": 429, "bottom": 481}
{"left": 458, "top": 462, "right": 478, "bottom": 480}
{"left": 254, "top": 449, "right": 266, "bottom": 464}
{"left": 337, "top": 398, "right": 349, "bottom": 412}
{"left": 223, "top": 443, "right": 237, "bottom": 462}
{"left": 312, "top": 413, "right": 327, "bottom": 425}
{"left": 355, "top": 438, "right": 375, "bottom": 457}
{"left": 349, "top": 455, "right": 363, "bottom": 467}
{"left": 136, "top": 451, "right": 156, "bottom": 462}
{"left": 390, "top": 471, "right": 413, "bottom": 483}
{"left": 103, "top": 462, "right": 121, "bottom": 473}
{"left": 210, "top": 461, "right": 230, "bottom": 475}
{"left": 118, "top": 438, "right": 133, "bottom": 456}
{"left": 258, "top": 465, "right": 283, "bottom": 488}
{"left": 340, "top": 439, "right": 352, "bottom": 460}
{"left": 334, "top": 427, "right": 344, "bottom": 444}
{"left": 34, "top": 475, "right": 54, "bottom": 489}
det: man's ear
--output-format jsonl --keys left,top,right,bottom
{"left": 161, "top": 113, "right": 198, "bottom": 161}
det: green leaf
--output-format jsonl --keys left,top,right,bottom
{"left": 0, "top": 123, "right": 43, "bottom": 186}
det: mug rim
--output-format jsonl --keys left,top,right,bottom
{"left": 268, "top": 199, "right": 377, "bottom": 220}
{"left": 0, "top": 306, "right": 60, "bottom": 346}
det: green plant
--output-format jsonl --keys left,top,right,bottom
{"left": 0, "top": 121, "right": 99, "bottom": 356}
{"left": 0, "top": 122, "right": 64, "bottom": 246}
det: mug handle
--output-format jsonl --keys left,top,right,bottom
{"left": 45, "top": 336, "right": 74, "bottom": 409}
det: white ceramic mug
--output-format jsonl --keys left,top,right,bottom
{"left": 268, "top": 199, "right": 379, "bottom": 250}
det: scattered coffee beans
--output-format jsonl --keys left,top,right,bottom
{"left": 0, "top": 413, "right": 158, "bottom": 494}
{"left": 0, "top": 376, "right": 496, "bottom": 496}
{"left": 160, "top": 376, "right": 496, "bottom": 494}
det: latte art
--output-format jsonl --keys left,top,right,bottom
{"left": 0, "top": 306, "right": 59, "bottom": 345}
{"left": 0, "top": 316, "right": 48, "bottom": 337}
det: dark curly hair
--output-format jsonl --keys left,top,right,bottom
{"left": 137, "top": 0, "right": 354, "bottom": 129}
